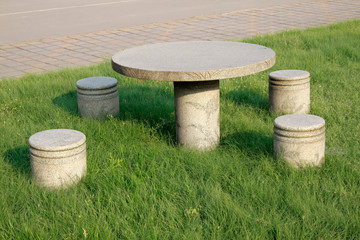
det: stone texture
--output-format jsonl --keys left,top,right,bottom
{"left": 269, "top": 69, "right": 310, "bottom": 114}
{"left": 273, "top": 114, "right": 325, "bottom": 168}
{"left": 112, "top": 41, "right": 276, "bottom": 82}
{"left": 2, "top": 0, "right": 359, "bottom": 80}
{"left": 174, "top": 81, "right": 220, "bottom": 150}
{"left": 77, "top": 76, "right": 119, "bottom": 118}
{"left": 112, "top": 41, "right": 275, "bottom": 150}
{"left": 29, "top": 129, "right": 87, "bottom": 189}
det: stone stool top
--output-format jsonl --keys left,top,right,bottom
{"left": 269, "top": 70, "right": 310, "bottom": 81}
{"left": 274, "top": 114, "right": 325, "bottom": 132}
{"left": 29, "top": 129, "right": 86, "bottom": 151}
{"left": 76, "top": 77, "right": 117, "bottom": 90}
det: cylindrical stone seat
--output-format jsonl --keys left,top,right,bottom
{"left": 273, "top": 114, "right": 325, "bottom": 168}
{"left": 269, "top": 70, "right": 310, "bottom": 114}
{"left": 29, "top": 129, "right": 87, "bottom": 189}
{"left": 77, "top": 76, "right": 119, "bottom": 118}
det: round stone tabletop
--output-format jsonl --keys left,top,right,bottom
{"left": 112, "top": 41, "right": 276, "bottom": 82}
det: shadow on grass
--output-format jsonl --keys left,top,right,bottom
{"left": 118, "top": 85, "right": 176, "bottom": 143}
{"left": 224, "top": 88, "right": 268, "bottom": 110}
{"left": 3, "top": 146, "right": 31, "bottom": 177}
{"left": 52, "top": 90, "right": 78, "bottom": 116}
{"left": 52, "top": 85, "right": 176, "bottom": 143}
{"left": 221, "top": 130, "right": 273, "bottom": 156}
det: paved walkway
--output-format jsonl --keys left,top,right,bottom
{"left": 0, "top": 0, "right": 359, "bottom": 80}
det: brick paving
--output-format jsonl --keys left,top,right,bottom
{"left": 0, "top": 0, "right": 359, "bottom": 80}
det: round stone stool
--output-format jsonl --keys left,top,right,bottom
{"left": 269, "top": 70, "right": 310, "bottom": 114}
{"left": 29, "top": 129, "right": 87, "bottom": 189}
{"left": 273, "top": 114, "right": 325, "bottom": 168}
{"left": 77, "top": 76, "right": 119, "bottom": 118}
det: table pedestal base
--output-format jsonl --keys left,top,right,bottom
{"left": 174, "top": 80, "right": 220, "bottom": 151}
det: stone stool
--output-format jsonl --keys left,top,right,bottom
{"left": 77, "top": 76, "right": 119, "bottom": 118}
{"left": 29, "top": 129, "right": 87, "bottom": 189}
{"left": 273, "top": 114, "right": 325, "bottom": 168}
{"left": 269, "top": 70, "right": 310, "bottom": 114}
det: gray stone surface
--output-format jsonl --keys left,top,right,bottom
{"left": 174, "top": 81, "right": 220, "bottom": 150}
{"left": 29, "top": 129, "right": 87, "bottom": 189}
{"left": 112, "top": 41, "right": 276, "bottom": 82}
{"left": 273, "top": 114, "right": 325, "bottom": 168}
{"left": 0, "top": 0, "right": 311, "bottom": 44}
{"left": 2, "top": 0, "right": 359, "bottom": 80}
{"left": 112, "top": 41, "right": 275, "bottom": 150}
{"left": 274, "top": 113, "right": 325, "bottom": 132}
{"left": 269, "top": 70, "right": 310, "bottom": 81}
{"left": 269, "top": 69, "right": 310, "bottom": 114}
{"left": 76, "top": 76, "right": 118, "bottom": 90}
{"left": 77, "top": 77, "right": 119, "bottom": 118}
{"left": 29, "top": 128, "right": 85, "bottom": 151}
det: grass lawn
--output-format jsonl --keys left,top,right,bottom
{"left": 0, "top": 20, "right": 359, "bottom": 239}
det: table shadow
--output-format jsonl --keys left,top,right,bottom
{"left": 3, "top": 146, "right": 31, "bottom": 177}
{"left": 117, "top": 85, "right": 176, "bottom": 143}
{"left": 221, "top": 130, "right": 273, "bottom": 157}
{"left": 52, "top": 90, "right": 78, "bottom": 116}
{"left": 52, "top": 86, "right": 176, "bottom": 143}
{"left": 224, "top": 88, "right": 268, "bottom": 110}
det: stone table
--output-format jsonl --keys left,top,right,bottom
{"left": 112, "top": 41, "right": 275, "bottom": 150}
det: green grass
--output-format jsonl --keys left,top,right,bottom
{"left": 1, "top": 20, "right": 360, "bottom": 239}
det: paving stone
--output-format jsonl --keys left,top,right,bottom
{"left": 30, "top": 62, "right": 53, "bottom": 69}
{"left": 63, "top": 39, "right": 80, "bottom": 43}
{"left": 0, "top": 45, "right": 15, "bottom": 50}
{"left": 14, "top": 57, "right": 31, "bottom": 63}
{"left": 89, "top": 58, "right": 104, "bottom": 63}
{"left": 1, "top": 0, "right": 359, "bottom": 80}
{"left": 48, "top": 60, "right": 68, "bottom": 66}
{"left": 52, "top": 36, "right": 72, "bottom": 41}
{"left": 59, "top": 43, "right": 75, "bottom": 48}
{"left": 44, "top": 52, "right": 63, "bottom": 57}
{"left": 2, "top": 60, "right": 24, "bottom": 68}
{"left": 40, "top": 39, "right": 58, "bottom": 43}
{"left": 82, "top": 33, "right": 98, "bottom": 37}
{"left": 24, "top": 68, "right": 44, "bottom": 74}
{"left": 86, "top": 40, "right": 101, "bottom": 44}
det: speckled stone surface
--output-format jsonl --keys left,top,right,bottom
{"left": 76, "top": 77, "right": 118, "bottom": 90}
{"left": 174, "top": 81, "right": 220, "bottom": 150}
{"left": 29, "top": 129, "right": 86, "bottom": 151}
{"left": 29, "top": 129, "right": 87, "bottom": 189}
{"left": 269, "top": 70, "right": 310, "bottom": 114}
{"left": 112, "top": 41, "right": 275, "bottom": 150}
{"left": 112, "top": 41, "right": 276, "bottom": 82}
{"left": 274, "top": 114, "right": 325, "bottom": 132}
{"left": 77, "top": 77, "right": 119, "bottom": 118}
{"left": 273, "top": 114, "right": 325, "bottom": 168}
{"left": 269, "top": 70, "right": 310, "bottom": 81}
